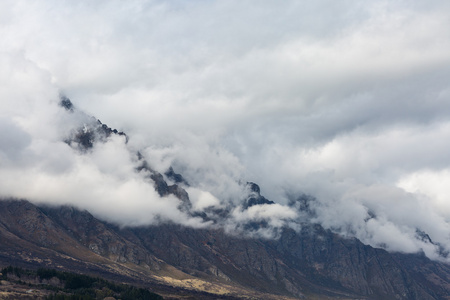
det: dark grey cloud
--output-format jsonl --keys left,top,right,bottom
{"left": 1, "top": 0, "right": 450, "bottom": 260}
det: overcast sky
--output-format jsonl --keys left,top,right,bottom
{"left": 1, "top": 0, "right": 450, "bottom": 260}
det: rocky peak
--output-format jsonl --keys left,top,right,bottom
{"left": 59, "top": 95, "right": 74, "bottom": 111}
{"left": 247, "top": 182, "right": 260, "bottom": 194}
{"left": 243, "top": 182, "right": 274, "bottom": 209}
{"left": 60, "top": 96, "right": 127, "bottom": 151}
{"left": 165, "top": 167, "right": 189, "bottom": 186}
{"left": 59, "top": 97, "right": 191, "bottom": 208}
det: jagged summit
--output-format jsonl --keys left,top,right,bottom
{"left": 60, "top": 96, "right": 127, "bottom": 150}
{"left": 59, "top": 96, "right": 190, "bottom": 206}
{"left": 165, "top": 166, "right": 189, "bottom": 186}
{"left": 243, "top": 182, "right": 275, "bottom": 209}
{"left": 60, "top": 94, "right": 74, "bottom": 111}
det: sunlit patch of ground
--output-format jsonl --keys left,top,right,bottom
{"left": 0, "top": 279, "right": 52, "bottom": 299}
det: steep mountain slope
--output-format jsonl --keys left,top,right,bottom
{"left": 0, "top": 199, "right": 271, "bottom": 299}
{"left": 1, "top": 199, "right": 450, "bottom": 299}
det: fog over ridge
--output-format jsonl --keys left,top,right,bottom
{"left": 1, "top": 0, "right": 450, "bottom": 261}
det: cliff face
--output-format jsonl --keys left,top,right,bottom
{"left": 1, "top": 199, "right": 450, "bottom": 299}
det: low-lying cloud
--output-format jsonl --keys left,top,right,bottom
{"left": 1, "top": 0, "right": 450, "bottom": 261}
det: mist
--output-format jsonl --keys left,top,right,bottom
{"left": 1, "top": 0, "right": 450, "bottom": 261}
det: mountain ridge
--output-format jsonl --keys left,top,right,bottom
{"left": 1, "top": 97, "right": 450, "bottom": 299}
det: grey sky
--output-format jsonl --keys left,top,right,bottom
{"left": 1, "top": 0, "right": 450, "bottom": 260}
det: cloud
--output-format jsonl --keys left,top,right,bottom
{"left": 1, "top": 0, "right": 450, "bottom": 260}
{"left": 398, "top": 169, "right": 450, "bottom": 216}
{"left": 0, "top": 118, "right": 32, "bottom": 163}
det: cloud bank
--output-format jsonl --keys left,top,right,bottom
{"left": 1, "top": 0, "right": 450, "bottom": 260}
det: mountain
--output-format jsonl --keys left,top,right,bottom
{"left": 2, "top": 199, "right": 450, "bottom": 299}
{"left": 1, "top": 97, "right": 450, "bottom": 299}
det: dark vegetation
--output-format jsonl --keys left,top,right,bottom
{"left": 1, "top": 266, "right": 163, "bottom": 300}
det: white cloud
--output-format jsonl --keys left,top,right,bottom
{"left": 398, "top": 169, "right": 450, "bottom": 215}
{"left": 1, "top": 0, "right": 450, "bottom": 260}
{"left": 187, "top": 188, "right": 221, "bottom": 211}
